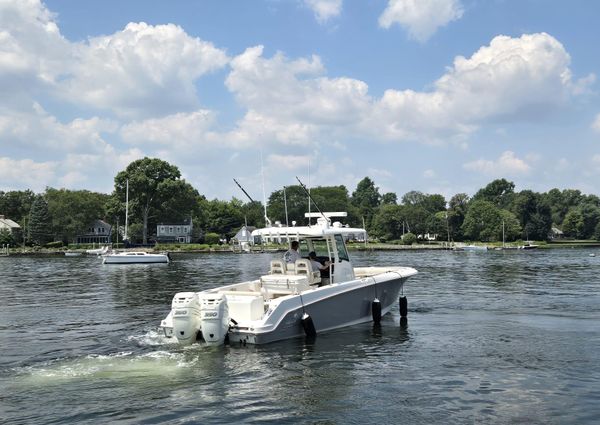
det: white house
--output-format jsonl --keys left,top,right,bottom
{"left": 0, "top": 215, "right": 21, "bottom": 234}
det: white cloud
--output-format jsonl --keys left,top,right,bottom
{"left": 592, "top": 113, "right": 600, "bottom": 133}
{"left": 423, "top": 169, "right": 436, "bottom": 178}
{"left": 0, "top": 103, "right": 116, "bottom": 154}
{"left": 64, "top": 22, "right": 229, "bottom": 119}
{"left": 379, "top": 0, "right": 464, "bottom": 42}
{"left": 304, "top": 0, "right": 342, "bottom": 23}
{"left": 266, "top": 154, "right": 311, "bottom": 170}
{"left": 0, "top": 157, "right": 58, "bottom": 192}
{"left": 223, "top": 34, "right": 579, "bottom": 148}
{"left": 463, "top": 151, "right": 531, "bottom": 176}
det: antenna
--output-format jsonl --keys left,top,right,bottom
{"left": 283, "top": 186, "right": 289, "bottom": 227}
{"left": 295, "top": 176, "right": 328, "bottom": 223}
{"left": 260, "top": 152, "right": 272, "bottom": 227}
{"left": 307, "top": 159, "right": 311, "bottom": 225}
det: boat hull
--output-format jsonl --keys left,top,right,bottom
{"left": 229, "top": 271, "right": 411, "bottom": 345}
{"left": 103, "top": 254, "right": 169, "bottom": 264}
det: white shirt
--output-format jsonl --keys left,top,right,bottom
{"left": 283, "top": 248, "right": 301, "bottom": 264}
{"left": 310, "top": 258, "right": 324, "bottom": 271}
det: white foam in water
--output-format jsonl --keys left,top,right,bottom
{"left": 15, "top": 350, "right": 195, "bottom": 385}
{"left": 126, "top": 328, "right": 177, "bottom": 346}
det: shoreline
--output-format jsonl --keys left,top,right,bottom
{"left": 3, "top": 241, "right": 599, "bottom": 256}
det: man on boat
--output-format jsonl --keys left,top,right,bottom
{"left": 283, "top": 240, "right": 301, "bottom": 263}
{"left": 308, "top": 251, "right": 330, "bottom": 272}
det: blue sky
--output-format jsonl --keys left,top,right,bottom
{"left": 1, "top": 0, "right": 599, "bottom": 201}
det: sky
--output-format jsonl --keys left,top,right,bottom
{"left": 1, "top": 0, "right": 600, "bottom": 202}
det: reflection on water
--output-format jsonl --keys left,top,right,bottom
{"left": 1, "top": 249, "right": 599, "bottom": 424}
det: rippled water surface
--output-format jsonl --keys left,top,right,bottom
{"left": 1, "top": 249, "right": 599, "bottom": 424}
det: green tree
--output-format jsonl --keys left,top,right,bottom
{"left": 371, "top": 204, "right": 403, "bottom": 241}
{"left": 473, "top": 178, "right": 515, "bottom": 208}
{"left": 511, "top": 190, "right": 552, "bottom": 240}
{"left": 0, "top": 228, "right": 15, "bottom": 246}
{"left": 351, "top": 177, "right": 381, "bottom": 229}
{"left": 45, "top": 188, "right": 110, "bottom": 244}
{"left": 462, "top": 200, "right": 503, "bottom": 242}
{"left": 202, "top": 198, "right": 245, "bottom": 239}
{"left": 499, "top": 209, "right": 522, "bottom": 242}
{"left": 28, "top": 194, "right": 53, "bottom": 245}
{"left": 113, "top": 158, "right": 196, "bottom": 244}
{"left": 562, "top": 209, "right": 582, "bottom": 238}
{"left": 0, "top": 190, "right": 35, "bottom": 224}
{"left": 381, "top": 192, "right": 397, "bottom": 205}
{"left": 448, "top": 193, "right": 469, "bottom": 241}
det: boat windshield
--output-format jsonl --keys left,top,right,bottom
{"left": 301, "top": 238, "right": 331, "bottom": 261}
{"left": 334, "top": 234, "right": 349, "bottom": 261}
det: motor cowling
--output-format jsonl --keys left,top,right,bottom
{"left": 199, "top": 293, "right": 229, "bottom": 346}
{"left": 171, "top": 292, "right": 202, "bottom": 345}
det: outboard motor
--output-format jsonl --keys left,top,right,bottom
{"left": 171, "top": 292, "right": 202, "bottom": 345}
{"left": 199, "top": 293, "right": 229, "bottom": 346}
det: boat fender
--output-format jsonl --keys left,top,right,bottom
{"left": 301, "top": 313, "right": 317, "bottom": 338}
{"left": 399, "top": 296, "right": 408, "bottom": 318}
{"left": 372, "top": 298, "right": 381, "bottom": 325}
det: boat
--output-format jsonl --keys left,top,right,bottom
{"left": 102, "top": 251, "right": 170, "bottom": 264}
{"left": 64, "top": 251, "right": 83, "bottom": 257}
{"left": 454, "top": 244, "right": 488, "bottom": 252}
{"left": 518, "top": 243, "right": 539, "bottom": 250}
{"left": 86, "top": 245, "right": 110, "bottom": 255}
{"left": 159, "top": 216, "right": 417, "bottom": 346}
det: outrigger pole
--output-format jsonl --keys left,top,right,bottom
{"left": 233, "top": 178, "right": 255, "bottom": 203}
{"left": 295, "top": 176, "right": 328, "bottom": 224}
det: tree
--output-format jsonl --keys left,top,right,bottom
{"left": 381, "top": 192, "right": 397, "bottom": 205}
{"left": 28, "top": 194, "right": 53, "bottom": 245}
{"left": 0, "top": 228, "right": 14, "bottom": 246}
{"left": 511, "top": 190, "right": 552, "bottom": 240}
{"left": 45, "top": 188, "right": 110, "bottom": 244}
{"left": 0, "top": 190, "right": 35, "bottom": 224}
{"left": 462, "top": 200, "right": 503, "bottom": 242}
{"left": 562, "top": 209, "right": 582, "bottom": 238}
{"left": 113, "top": 158, "right": 196, "bottom": 244}
{"left": 371, "top": 204, "right": 403, "bottom": 241}
{"left": 473, "top": 179, "right": 515, "bottom": 208}
{"left": 351, "top": 177, "right": 381, "bottom": 229}
{"left": 448, "top": 193, "right": 469, "bottom": 241}
{"left": 498, "top": 209, "right": 522, "bottom": 242}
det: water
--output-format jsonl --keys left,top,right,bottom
{"left": 1, "top": 249, "right": 599, "bottom": 424}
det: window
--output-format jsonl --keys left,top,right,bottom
{"left": 183, "top": 226, "right": 188, "bottom": 233}
{"left": 169, "top": 227, "right": 173, "bottom": 233}
{"left": 160, "top": 226, "right": 165, "bottom": 233}
{"left": 334, "top": 234, "right": 349, "bottom": 262}
{"left": 177, "top": 226, "right": 181, "bottom": 233}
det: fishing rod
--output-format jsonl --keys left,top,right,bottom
{"left": 295, "top": 176, "right": 328, "bottom": 224}
{"left": 233, "top": 178, "right": 256, "bottom": 203}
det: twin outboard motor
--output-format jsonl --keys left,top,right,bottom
{"left": 170, "top": 292, "right": 203, "bottom": 345}
{"left": 199, "top": 293, "right": 229, "bottom": 346}
{"left": 168, "top": 291, "right": 230, "bottom": 346}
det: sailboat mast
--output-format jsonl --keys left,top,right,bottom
{"left": 124, "top": 179, "right": 129, "bottom": 241}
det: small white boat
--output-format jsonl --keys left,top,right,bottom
{"left": 102, "top": 251, "right": 170, "bottom": 264}
{"left": 86, "top": 245, "right": 110, "bottom": 255}
{"left": 518, "top": 243, "right": 539, "bottom": 250}
{"left": 64, "top": 251, "right": 83, "bottom": 257}
{"left": 454, "top": 244, "right": 488, "bottom": 252}
{"left": 159, "top": 217, "right": 417, "bottom": 346}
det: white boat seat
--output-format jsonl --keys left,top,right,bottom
{"left": 270, "top": 260, "right": 286, "bottom": 274}
{"left": 260, "top": 274, "right": 310, "bottom": 295}
{"left": 295, "top": 259, "right": 321, "bottom": 285}
{"left": 223, "top": 293, "right": 264, "bottom": 322}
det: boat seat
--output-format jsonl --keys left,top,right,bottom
{"left": 270, "top": 260, "right": 286, "bottom": 274}
{"left": 260, "top": 274, "right": 310, "bottom": 296}
{"left": 295, "top": 259, "right": 321, "bottom": 285}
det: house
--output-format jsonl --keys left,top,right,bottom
{"left": 156, "top": 218, "right": 193, "bottom": 243}
{"left": 76, "top": 219, "right": 112, "bottom": 244}
{"left": 549, "top": 227, "right": 564, "bottom": 240}
{"left": 232, "top": 225, "right": 256, "bottom": 244}
{"left": 0, "top": 215, "right": 21, "bottom": 235}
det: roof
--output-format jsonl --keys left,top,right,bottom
{"left": 0, "top": 216, "right": 21, "bottom": 229}
{"left": 251, "top": 220, "right": 366, "bottom": 239}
